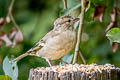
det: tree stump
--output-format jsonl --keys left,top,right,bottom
{"left": 28, "top": 64, "right": 120, "bottom": 80}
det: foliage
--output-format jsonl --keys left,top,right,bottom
{"left": 0, "top": 0, "right": 120, "bottom": 80}
{"left": 0, "top": 75, "right": 11, "bottom": 80}
{"left": 106, "top": 28, "right": 120, "bottom": 43}
{"left": 61, "top": 3, "right": 81, "bottom": 15}
{"left": 3, "top": 56, "right": 18, "bottom": 80}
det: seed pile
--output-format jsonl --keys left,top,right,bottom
{"left": 35, "top": 64, "right": 118, "bottom": 77}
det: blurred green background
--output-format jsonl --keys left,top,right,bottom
{"left": 0, "top": 0, "right": 120, "bottom": 80}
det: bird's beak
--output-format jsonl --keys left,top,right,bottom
{"left": 73, "top": 18, "right": 80, "bottom": 23}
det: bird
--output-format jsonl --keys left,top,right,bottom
{"left": 13, "top": 16, "right": 79, "bottom": 66}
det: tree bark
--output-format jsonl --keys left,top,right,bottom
{"left": 28, "top": 64, "right": 120, "bottom": 80}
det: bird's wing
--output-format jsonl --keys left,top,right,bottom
{"left": 26, "top": 40, "right": 45, "bottom": 55}
{"left": 26, "top": 30, "right": 60, "bottom": 55}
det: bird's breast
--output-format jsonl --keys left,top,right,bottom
{"left": 37, "top": 30, "right": 76, "bottom": 60}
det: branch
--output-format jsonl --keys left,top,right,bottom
{"left": 8, "top": 0, "right": 15, "bottom": 15}
{"left": 72, "top": 0, "right": 86, "bottom": 64}
{"left": 63, "top": 0, "right": 67, "bottom": 9}
{"left": 7, "top": 0, "right": 20, "bottom": 30}
{"left": 79, "top": 50, "right": 86, "bottom": 64}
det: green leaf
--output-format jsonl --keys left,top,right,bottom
{"left": 62, "top": 53, "right": 73, "bottom": 63}
{"left": 85, "top": 0, "right": 91, "bottom": 12}
{"left": 3, "top": 56, "right": 18, "bottom": 80}
{"left": 106, "top": 28, "right": 120, "bottom": 43}
{"left": 61, "top": 3, "right": 81, "bottom": 16}
{"left": 0, "top": 75, "right": 11, "bottom": 80}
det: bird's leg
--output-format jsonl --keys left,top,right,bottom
{"left": 44, "top": 57, "right": 52, "bottom": 67}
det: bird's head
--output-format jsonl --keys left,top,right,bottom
{"left": 54, "top": 16, "right": 79, "bottom": 30}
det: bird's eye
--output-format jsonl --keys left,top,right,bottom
{"left": 68, "top": 19, "right": 71, "bottom": 22}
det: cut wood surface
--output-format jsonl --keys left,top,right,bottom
{"left": 29, "top": 64, "right": 120, "bottom": 80}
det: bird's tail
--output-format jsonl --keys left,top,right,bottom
{"left": 13, "top": 53, "right": 29, "bottom": 62}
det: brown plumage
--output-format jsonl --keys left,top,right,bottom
{"left": 13, "top": 16, "right": 79, "bottom": 66}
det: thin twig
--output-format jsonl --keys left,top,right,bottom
{"left": 8, "top": 0, "right": 20, "bottom": 30}
{"left": 79, "top": 50, "right": 86, "bottom": 64}
{"left": 63, "top": 0, "right": 67, "bottom": 9}
{"left": 72, "top": 0, "right": 86, "bottom": 64}
{"left": 114, "top": 0, "right": 116, "bottom": 8}
{"left": 8, "top": 0, "right": 15, "bottom": 15}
